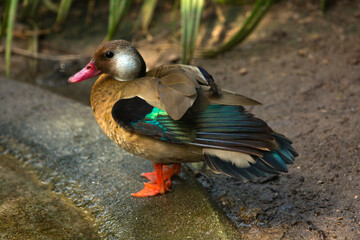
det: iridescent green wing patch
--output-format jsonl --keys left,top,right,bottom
{"left": 112, "top": 97, "right": 195, "bottom": 144}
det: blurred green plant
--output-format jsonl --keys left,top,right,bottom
{"left": 321, "top": 0, "right": 327, "bottom": 13}
{"left": 180, "top": 0, "right": 204, "bottom": 64}
{"left": 1, "top": 0, "right": 277, "bottom": 75}
{"left": 214, "top": 0, "right": 256, "bottom": 4}
{"left": 107, "top": 0, "right": 132, "bottom": 41}
{"left": 4, "top": 0, "right": 18, "bottom": 78}
{"left": 202, "top": 0, "right": 274, "bottom": 58}
{"left": 0, "top": 0, "right": 11, "bottom": 40}
{"left": 55, "top": 0, "right": 73, "bottom": 27}
{"left": 20, "top": 0, "right": 40, "bottom": 19}
{"left": 42, "top": 0, "right": 58, "bottom": 12}
{"left": 132, "top": 0, "right": 158, "bottom": 35}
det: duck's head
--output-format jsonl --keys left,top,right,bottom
{"left": 69, "top": 40, "right": 146, "bottom": 83}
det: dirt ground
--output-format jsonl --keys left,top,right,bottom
{"left": 1, "top": 1, "right": 359, "bottom": 239}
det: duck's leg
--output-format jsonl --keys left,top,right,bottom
{"left": 163, "top": 164, "right": 181, "bottom": 188}
{"left": 131, "top": 164, "right": 181, "bottom": 197}
{"left": 141, "top": 164, "right": 181, "bottom": 182}
{"left": 131, "top": 163, "right": 167, "bottom": 197}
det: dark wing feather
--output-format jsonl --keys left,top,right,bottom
{"left": 111, "top": 97, "right": 153, "bottom": 126}
{"left": 188, "top": 105, "right": 277, "bottom": 156}
{"left": 112, "top": 97, "right": 196, "bottom": 144}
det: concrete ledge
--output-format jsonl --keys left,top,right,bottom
{"left": 0, "top": 77, "right": 240, "bottom": 239}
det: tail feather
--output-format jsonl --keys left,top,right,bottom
{"left": 273, "top": 133, "right": 298, "bottom": 158}
{"left": 277, "top": 149, "right": 295, "bottom": 164}
{"left": 243, "top": 164, "right": 270, "bottom": 178}
{"left": 252, "top": 159, "right": 282, "bottom": 174}
{"left": 204, "top": 132, "right": 298, "bottom": 181}
{"left": 261, "top": 151, "right": 288, "bottom": 172}
{"left": 204, "top": 154, "right": 265, "bottom": 181}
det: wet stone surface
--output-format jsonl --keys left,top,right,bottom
{"left": 0, "top": 151, "right": 100, "bottom": 240}
{"left": 0, "top": 77, "right": 241, "bottom": 239}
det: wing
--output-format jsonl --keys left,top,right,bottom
{"left": 138, "top": 64, "right": 260, "bottom": 120}
{"left": 111, "top": 65, "right": 297, "bottom": 180}
{"left": 112, "top": 97, "right": 297, "bottom": 180}
{"left": 112, "top": 99, "right": 275, "bottom": 156}
{"left": 143, "top": 65, "right": 200, "bottom": 120}
{"left": 111, "top": 97, "right": 196, "bottom": 144}
{"left": 189, "top": 105, "right": 276, "bottom": 155}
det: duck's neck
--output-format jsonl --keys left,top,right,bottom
{"left": 90, "top": 75, "right": 128, "bottom": 121}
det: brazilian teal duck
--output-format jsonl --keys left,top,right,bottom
{"left": 69, "top": 40, "right": 298, "bottom": 197}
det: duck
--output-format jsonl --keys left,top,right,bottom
{"left": 68, "top": 40, "right": 298, "bottom": 197}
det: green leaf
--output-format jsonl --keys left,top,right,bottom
{"left": 20, "top": 0, "right": 41, "bottom": 19}
{"left": 202, "top": 0, "right": 274, "bottom": 58}
{"left": 0, "top": 0, "right": 11, "bottom": 40}
{"left": 180, "top": 0, "right": 204, "bottom": 64}
{"left": 214, "top": 0, "right": 256, "bottom": 4}
{"left": 321, "top": 0, "right": 327, "bottom": 13}
{"left": 107, "top": 0, "right": 132, "bottom": 41}
{"left": 133, "top": 0, "right": 158, "bottom": 34}
{"left": 5, "top": 0, "right": 18, "bottom": 77}
{"left": 42, "top": 0, "right": 58, "bottom": 13}
{"left": 55, "top": 0, "right": 73, "bottom": 26}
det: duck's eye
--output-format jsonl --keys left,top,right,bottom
{"left": 105, "top": 51, "right": 114, "bottom": 58}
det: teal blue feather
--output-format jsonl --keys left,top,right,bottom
{"left": 262, "top": 151, "right": 288, "bottom": 172}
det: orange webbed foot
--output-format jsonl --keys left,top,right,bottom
{"left": 140, "top": 165, "right": 172, "bottom": 182}
{"left": 131, "top": 182, "right": 165, "bottom": 197}
{"left": 141, "top": 164, "right": 181, "bottom": 182}
{"left": 132, "top": 164, "right": 181, "bottom": 197}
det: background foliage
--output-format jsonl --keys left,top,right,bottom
{"left": 1, "top": 0, "right": 327, "bottom": 76}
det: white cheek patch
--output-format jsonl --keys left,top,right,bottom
{"left": 203, "top": 148, "right": 255, "bottom": 168}
{"left": 115, "top": 54, "right": 137, "bottom": 72}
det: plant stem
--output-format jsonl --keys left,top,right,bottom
{"left": 0, "top": 0, "right": 11, "bottom": 40}
{"left": 107, "top": 0, "right": 132, "bottom": 41}
{"left": 180, "top": 0, "right": 204, "bottom": 64}
{"left": 202, "top": 0, "right": 273, "bottom": 58}
{"left": 55, "top": 0, "right": 73, "bottom": 26}
{"left": 5, "top": 0, "right": 18, "bottom": 77}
